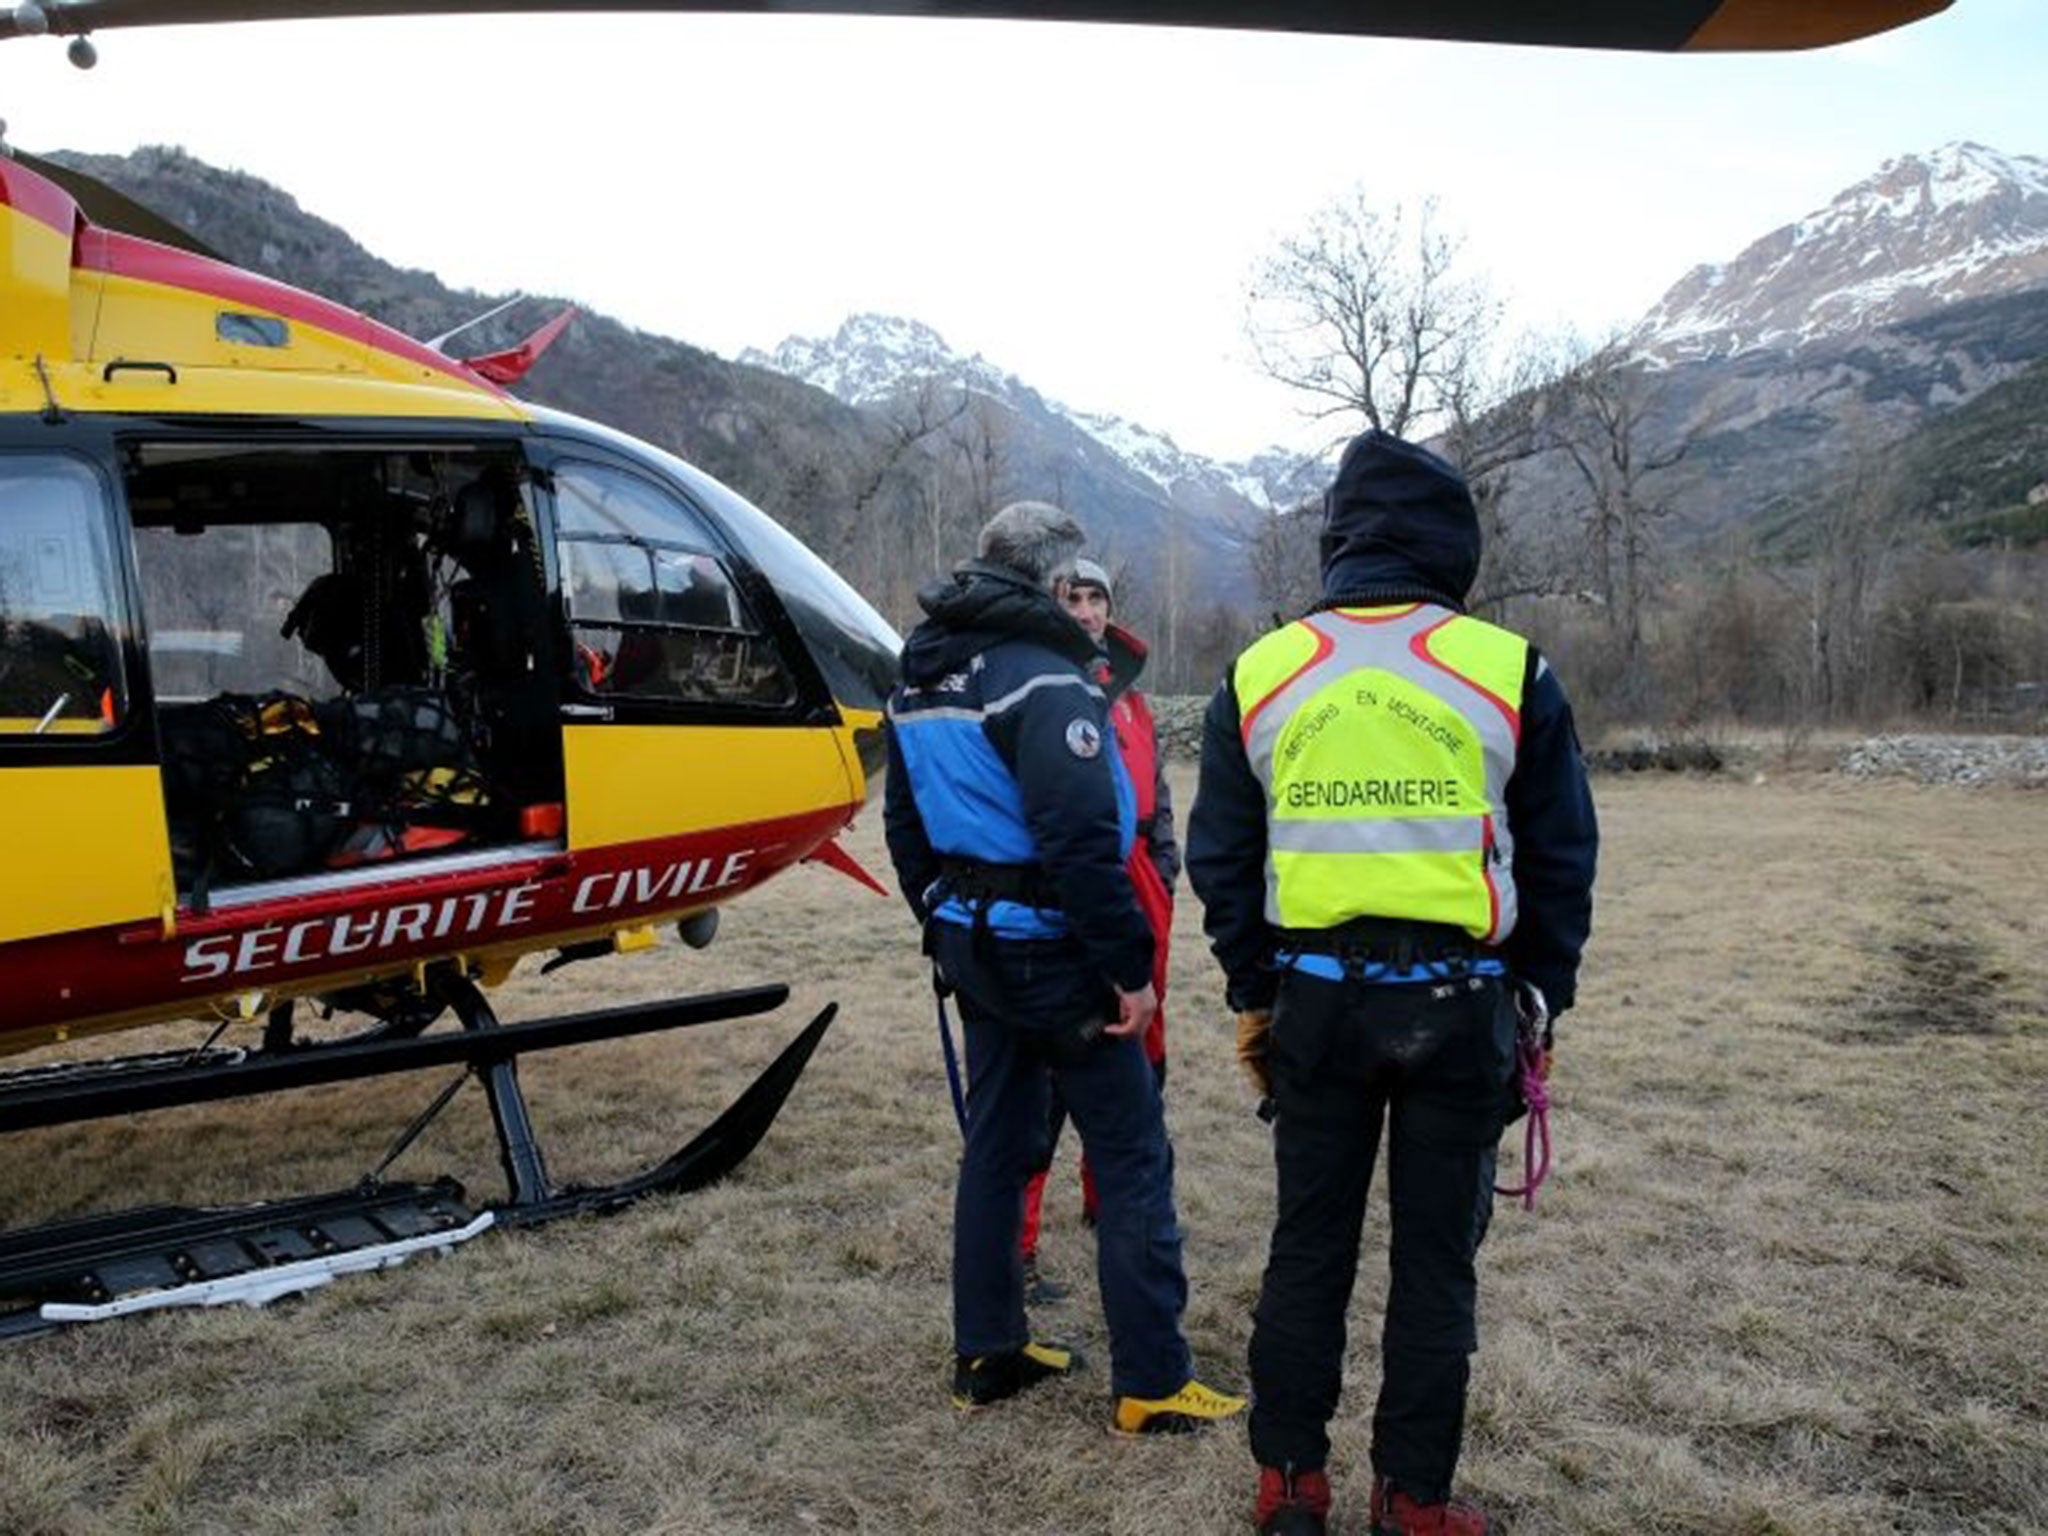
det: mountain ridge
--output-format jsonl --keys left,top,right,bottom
{"left": 745, "top": 312, "right": 1320, "bottom": 513}
{"left": 1635, "top": 141, "right": 2048, "bottom": 366}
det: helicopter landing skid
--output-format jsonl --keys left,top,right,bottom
{"left": 0, "top": 977, "right": 837, "bottom": 1338}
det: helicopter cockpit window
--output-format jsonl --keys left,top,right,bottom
{"left": 553, "top": 463, "right": 794, "bottom": 708}
{"left": 0, "top": 456, "right": 129, "bottom": 737}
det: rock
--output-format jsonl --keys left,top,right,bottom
{"left": 1839, "top": 735, "right": 2048, "bottom": 787}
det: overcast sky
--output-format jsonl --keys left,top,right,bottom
{"left": 1, "top": 3, "right": 2041, "bottom": 461}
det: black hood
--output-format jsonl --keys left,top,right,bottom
{"left": 1317, "top": 430, "right": 1480, "bottom": 612}
{"left": 900, "top": 561, "right": 1095, "bottom": 686}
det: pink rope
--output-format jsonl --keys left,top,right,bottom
{"left": 1494, "top": 1032, "right": 1551, "bottom": 1210}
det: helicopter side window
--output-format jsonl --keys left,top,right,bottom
{"left": 0, "top": 456, "right": 129, "bottom": 737}
{"left": 553, "top": 463, "right": 795, "bottom": 709}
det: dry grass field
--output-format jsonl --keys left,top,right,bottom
{"left": 2, "top": 768, "right": 2045, "bottom": 1536}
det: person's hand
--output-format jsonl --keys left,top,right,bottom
{"left": 1513, "top": 981, "right": 1553, "bottom": 1080}
{"left": 1107, "top": 982, "right": 1158, "bottom": 1039}
{"left": 1235, "top": 1008, "right": 1273, "bottom": 1097}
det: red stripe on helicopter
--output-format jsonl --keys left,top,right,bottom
{"left": 0, "top": 803, "right": 855, "bottom": 1042}
{"left": 0, "top": 157, "right": 78, "bottom": 236}
{"left": 74, "top": 228, "right": 499, "bottom": 391}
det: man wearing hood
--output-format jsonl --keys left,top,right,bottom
{"left": 1186, "top": 433, "right": 1597, "bottom": 1536}
{"left": 883, "top": 500, "right": 1244, "bottom": 1436}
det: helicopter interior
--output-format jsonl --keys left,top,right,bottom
{"left": 129, "top": 441, "right": 569, "bottom": 901}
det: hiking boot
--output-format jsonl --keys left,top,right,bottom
{"left": 1254, "top": 1466, "right": 1331, "bottom": 1534}
{"left": 951, "top": 1341, "right": 1081, "bottom": 1409}
{"left": 1022, "top": 1255, "right": 1069, "bottom": 1305}
{"left": 1369, "top": 1476, "right": 1492, "bottom": 1535}
{"left": 1111, "top": 1377, "right": 1247, "bottom": 1435}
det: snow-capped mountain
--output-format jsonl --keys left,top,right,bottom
{"left": 1637, "top": 142, "right": 2048, "bottom": 364}
{"left": 1503, "top": 140, "right": 2048, "bottom": 545}
{"left": 744, "top": 314, "right": 1022, "bottom": 413}
{"left": 745, "top": 314, "right": 1268, "bottom": 603}
{"left": 1065, "top": 406, "right": 1319, "bottom": 511}
{"left": 744, "top": 314, "right": 1308, "bottom": 512}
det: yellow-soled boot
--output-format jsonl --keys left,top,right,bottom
{"left": 1111, "top": 1377, "right": 1247, "bottom": 1435}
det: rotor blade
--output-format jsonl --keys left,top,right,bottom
{"left": 426, "top": 292, "right": 528, "bottom": 353}
{"left": 9, "top": 150, "right": 223, "bottom": 260}
{"left": 0, "top": 0, "right": 1953, "bottom": 52}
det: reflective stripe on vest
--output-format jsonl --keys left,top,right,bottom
{"left": 1232, "top": 603, "right": 1526, "bottom": 942}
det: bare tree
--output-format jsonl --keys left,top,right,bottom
{"left": 1799, "top": 415, "right": 1918, "bottom": 719}
{"left": 1247, "top": 191, "right": 1499, "bottom": 444}
{"left": 1541, "top": 342, "right": 1687, "bottom": 681}
{"left": 945, "top": 395, "right": 1013, "bottom": 529}
{"left": 1241, "top": 503, "right": 1323, "bottom": 625}
{"left": 856, "top": 378, "right": 971, "bottom": 521}
{"left": 1245, "top": 191, "right": 1582, "bottom": 629}
{"left": 1158, "top": 514, "right": 1188, "bottom": 690}
{"left": 1444, "top": 329, "right": 1579, "bottom": 620}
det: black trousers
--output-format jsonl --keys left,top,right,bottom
{"left": 1247, "top": 967, "right": 1518, "bottom": 1502}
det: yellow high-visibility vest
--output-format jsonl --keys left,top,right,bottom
{"left": 1232, "top": 603, "right": 1527, "bottom": 941}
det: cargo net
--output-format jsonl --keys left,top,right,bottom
{"left": 161, "top": 686, "right": 490, "bottom": 898}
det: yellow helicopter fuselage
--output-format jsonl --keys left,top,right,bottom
{"left": 0, "top": 154, "right": 897, "bottom": 1052}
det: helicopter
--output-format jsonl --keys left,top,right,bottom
{"left": 0, "top": 0, "right": 1951, "bottom": 1337}
{"left": 0, "top": 142, "right": 904, "bottom": 1334}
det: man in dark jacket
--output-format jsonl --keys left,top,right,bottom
{"left": 884, "top": 500, "right": 1244, "bottom": 1435}
{"left": 1018, "top": 556, "right": 1178, "bottom": 1298}
{"left": 1186, "top": 433, "right": 1597, "bottom": 1535}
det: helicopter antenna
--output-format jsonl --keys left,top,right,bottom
{"left": 425, "top": 294, "right": 526, "bottom": 355}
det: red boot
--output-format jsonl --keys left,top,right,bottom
{"left": 1254, "top": 1466, "right": 1331, "bottom": 1535}
{"left": 1369, "top": 1476, "right": 1491, "bottom": 1535}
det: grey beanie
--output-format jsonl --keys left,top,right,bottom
{"left": 1069, "top": 557, "right": 1114, "bottom": 606}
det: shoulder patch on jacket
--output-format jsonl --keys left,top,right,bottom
{"left": 1065, "top": 718, "right": 1102, "bottom": 759}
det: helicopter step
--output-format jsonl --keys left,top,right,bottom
{"left": 0, "top": 1179, "right": 488, "bottom": 1341}
{"left": 0, "top": 974, "right": 838, "bottom": 1336}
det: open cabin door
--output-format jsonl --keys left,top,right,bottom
{"left": 123, "top": 439, "right": 567, "bottom": 907}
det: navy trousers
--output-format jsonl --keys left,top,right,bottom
{"left": 1247, "top": 968, "right": 1518, "bottom": 1502}
{"left": 933, "top": 922, "right": 1192, "bottom": 1400}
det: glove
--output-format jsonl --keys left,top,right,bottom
{"left": 1235, "top": 1009, "right": 1273, "bottom": 1099}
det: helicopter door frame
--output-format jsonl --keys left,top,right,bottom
{"left": 520, "top": 431, "right": 861, "bottom": 862}
{"left": 0, "top": 430, "right": 174, "bottom": 949}
{"left": 113, "top": 427, "right": 571, "bottom": 905}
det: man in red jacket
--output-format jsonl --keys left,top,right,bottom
{"left": 1019, "top": 556, "right": 1179, "bottom": 1301}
